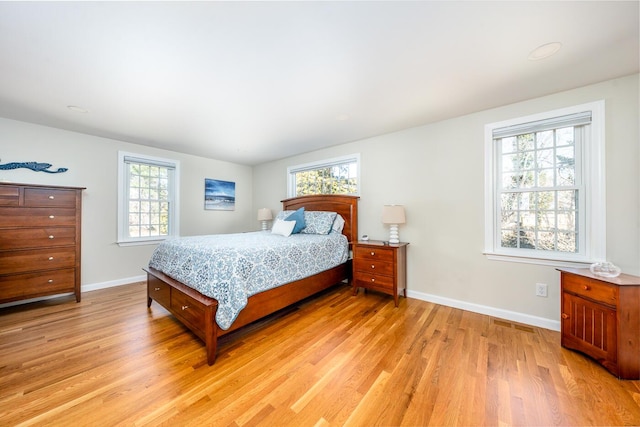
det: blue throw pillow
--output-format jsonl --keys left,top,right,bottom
{"left": 285, "top": 207, "right": 306, "bottom": 234}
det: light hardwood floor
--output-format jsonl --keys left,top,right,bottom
{"left": 1, "top": 282, "right": 640, "bottom": 426}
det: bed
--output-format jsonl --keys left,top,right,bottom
{"left": 144, "top": 194, "right": 359, "bottom": 365}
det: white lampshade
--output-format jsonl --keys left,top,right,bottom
{"left": 257, "top": 208, "right": 273, "bottom": 231}
{"left": 382, "top": 205, "right": 406, "bottom": 224}
{"left": 257, "top": 208, "right": 273, "bottom": 221}
{"left": 382, "top": 205, "right": 405, "bottom": 244}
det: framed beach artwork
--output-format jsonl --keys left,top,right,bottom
{"left": 204, "top": 178, "right": 235, "bottom": 211}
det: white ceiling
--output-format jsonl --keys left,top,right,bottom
{"left": 0, "top": 1, "right": 638, "bottom": 166}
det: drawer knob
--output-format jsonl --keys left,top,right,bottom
{"left": 154, "top": 287, "right": 161, "bottom": 291}
{"left": 48, "top": 256, "right": 54, "bottom": 261}
{"left": 370, "top": 265, "right": 375, "bottom": 269}
{"left": 561, "top": 313, "right": 569, "bottom": 319}
{"left": 181, "top": 305, "right": 189, "bottom": 310}
{"left": 371, "top": 278, "right": 375, "bottom": 282}
{"left": 48, "top": 279, "right": 54, "bottom": 283}
{"left": 48, "top": 195, "right": 55, "bottom": 199}
{"left": 582, "top": 285, "right": 590, "bottom": 291}
{"left": 49, "top": 235, "right": 55, "bottom": 239}
{"left": 49, "top": 215, "right": 55, "bottom": 219}
{"left": 370, "top": 251, "right": 375, "bottom": 256}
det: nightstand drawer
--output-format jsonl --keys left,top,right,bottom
{"left": 354, "top": 258, "right": 394, "bottom": 276}
{"left": 354, "top": 273, "right": 394, "bottom": 290}
{"left": 354, "top": 246, "right": 394, "bottom": 262}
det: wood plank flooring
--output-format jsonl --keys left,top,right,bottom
{"left": 1, "top": 282, "right": 640, "bottom": 426}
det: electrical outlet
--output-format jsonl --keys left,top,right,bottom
{"left": 535, "top": 283, "right": 548, "bottom": 297}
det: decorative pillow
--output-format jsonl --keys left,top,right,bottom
{"left": 275, "top": 210, "right": 293, "bottom": 221}
{"left": 332, "top": 214, "right": 346, "bottom": 234}
{"left": 271, "top": 219, "right": 296, "bottom": 237}
{"left": 301, "top": 211, "right": 338, "bottom": 235}
{"left": 284, "top": 207, "right": 306, "bottom": 234}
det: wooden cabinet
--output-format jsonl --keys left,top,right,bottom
{"left": 352, "top": 240, "right": 408, "bottom": 306}
{"left": 560, "top": 268, "right": 640, "bottom": 379}
{"left": 0, "top": 182, "right": 84, "bottom": 304}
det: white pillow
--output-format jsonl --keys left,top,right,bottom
{"left": 271, "top": 219, "right": 296, "bottom": 237}
{"left": 332, "top": 214, "right": 345, "bottom": 234}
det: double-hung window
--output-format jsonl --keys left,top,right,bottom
{"left": 287, "top": 154, "right": 360, "bottom": 197}
{"left": 117, "top": 152, "right": 180, "bottom": 245}
{"left": 484, "top": 101, "right": 605, "bottom": 266}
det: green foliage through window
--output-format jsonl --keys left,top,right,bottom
{"left": 289, "top": 156, "right": 359, "bottom": 197}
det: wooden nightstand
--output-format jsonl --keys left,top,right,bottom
{"left": 352, "top": 240, "right": 408, "bottom": 306}
{"left": 559, "top": 268, "right": 640, "bottom": 379}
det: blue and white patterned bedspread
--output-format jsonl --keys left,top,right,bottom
{"left": 148, "top": 231, "right": 349, "bottom": 330}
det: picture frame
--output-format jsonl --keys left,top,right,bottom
{"left": 204, "top": 178, "right": 235, "bottom": 211}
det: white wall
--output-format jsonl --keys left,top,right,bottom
{"left": 0, "top": 118, "right": 253, "bottom": 290}
{"left": 253, "top": 74, "right": 640, "bottom": 330}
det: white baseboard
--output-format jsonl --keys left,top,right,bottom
{"left": 81, "top": 275, "right": 146, "bottom": 292}
{"left": 2, "top": 275, "right": 560, "bottom": 332}
{"left": 0, "top": 275, "right": 146, "bottom": 309}
{"left": 406, "top": 289, "right": 561, "bottom": 332}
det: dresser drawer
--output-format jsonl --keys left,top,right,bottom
{"left": 562, "top": 272, "right": 618, "bottom": 307}
{"left": 148, "top": 279, "right": 171, "bottom": 307}
{"left": 353, "top": 258, "right": 394, "bottom": 276}
{"left": 0, "top": 186, "right": 19, "bottom": 206}
{"left": 24, "top": 188, "right": 77, "bottom": 207}
{"left": 0, "top": 227, "right": 76, "bottom": 250}
{"left": 354, "top": 246, "right": 394, "bottom": 262}
{"left": 0, "top": 268, "right": 76, "bottom": 302}
{"left": 354, "top": 272, "right": 394, "bottom": 291}
{"left": 171, "top": 291, "right": 205, "bottom": 333}
{"left": 0, "top": 247, "right": 76, "bottom": 274}
{"left": 0, "top": 207, "right": 77, "bottom": 227}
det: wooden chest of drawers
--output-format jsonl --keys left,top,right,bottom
{"left": 0, "top": 182, "right": 85, "bottom": 304}
{"left": 560, "top": 268, "right": 640, "bottom": 379}
{"left": 352, "top": 240, "right": 408, "bottom": 306}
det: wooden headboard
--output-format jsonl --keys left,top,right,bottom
{"left": 281, "top": 195, "right": 359, "bottom": 243}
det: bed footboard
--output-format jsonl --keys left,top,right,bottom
{"left": 146, "top": 267, "right": 220, "bottom": 365}
{"left": 145, "top": 262, "right": 350, "bottom": 365}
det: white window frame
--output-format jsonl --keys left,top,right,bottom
{"left": 484, "top": 101, "right": 605, "bottom": 267}
{"left": 117, "top": 151, "right": 180, "bottom": 246}
{"left": 287, "top": 153, "right": 360, "bottom": 198}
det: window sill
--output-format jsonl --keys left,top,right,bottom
{"left": 117, "top": 238, "right": 168, "bottom": 247}
{"left": 484, "top": 252, "right": 594, "bottom": 269}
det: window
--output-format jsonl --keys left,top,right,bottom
{"left": 287, "top": 154, "right": 360, "bottom": 197}
{"left": 117, "top": 152, "right": 180, "bottom": 245}
{"left": 484, "top": 101, "right": 605, "bottom": 266}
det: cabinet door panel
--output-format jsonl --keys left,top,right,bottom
{"left": 562, "top": 292, "right": 617, "bottom": 370}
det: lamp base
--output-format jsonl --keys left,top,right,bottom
{"left": 388, "top": 224, "right": 400, "bottom": 244}
{"left": 261, "top": 221, "right": 269, "bottom": 231}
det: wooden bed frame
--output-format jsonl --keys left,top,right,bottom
{"left": 144, "top": 194, "right": 359, "bottom": 365}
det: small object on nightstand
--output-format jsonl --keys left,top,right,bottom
{"left": 352, "top": 240, "right": 408, "bottom": 307}
{"left": 361, "top": 234, "right": 369, "bottom": 241}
